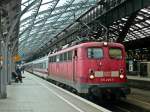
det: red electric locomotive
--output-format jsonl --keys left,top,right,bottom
{"left": 48, "top": 41, "right": 130, "bottom": 99}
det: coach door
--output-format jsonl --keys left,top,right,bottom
{"left": 73, "top": 49, "right": 77, "bottom": 82}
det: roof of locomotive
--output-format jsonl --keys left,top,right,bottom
{"left": 48, "top": 41, "right": 124, "bottom": 57}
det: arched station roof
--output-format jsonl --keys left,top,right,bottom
{"left": 108, "top": 6, "right": 150, "bottom": 50}
{"left": 109, "top": 6, "right": 150, "bottom": 42}
{"left": 19, "top": 0, "right": 97, "bottom": 59}
{"left": 19, "top": 0, "right": 150, "bottom": 61}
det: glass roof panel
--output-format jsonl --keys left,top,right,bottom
{"left": 136, "top": 16, "right": 144, "bottom": 20}
{"left": 42, "top": 0, "right": 53, "bottom": 4}
{"left": 135, "top": 23, "right": 143, "bottom": 28}
{"left": 19, "top": 0, "right": 97, "bottom": 59}
{"left": 39, "top": 3, "right": 50, "bottom": 12}
{"left": 56, "top": 0, "right": 67, "bottom": 7}
{"left": 141, "top": 8, "right": 148, "bottom": 13}
{"left": 21, "top": 9, "right": 34, "bottom": 20}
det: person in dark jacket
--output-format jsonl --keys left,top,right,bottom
{"left": 16, "top": 67, "right": 22, "bottom": 83}
{"left": 21, "top": 66, "right": 25, "bottom": 74}
{"left": 12, "top": 71, "right": 18, "bottom": 83}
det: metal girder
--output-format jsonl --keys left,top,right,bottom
{"left": 19, "top": 0, "right": 97, "bottom": 60}
{"left": 8, "top": 0, "right": 43, "bottom": 56}
{"left": 108, "top": 6, "right": 150, "bottom": 42}
{"left": 32, "top": 4, "right": 92, "bottom": 27}
{"left": 19, "top": 0, "right": 60, "bottom": 51}
{"left": 117, "top": 11, "right": 139, "bottom": 43}
{"left": 6, "top": 0, "right": 39, "bottom": 45}
{"left": 42, "top": 0, "right": 128, "bottom": 50}
{"left": 26, "top": 0, "right": 60, "bottom": 32}
{"left": 21, "top": 0, "right": 77, "bottom": 56}
{"left": 29, "top": 0, "right": 75, "bottom": 50}
{"left": 99, "top": 0, "right": 150, "bottom": 26}
{"left": 20, "top": 0, "right": 150, "bottom": 61}
{"left": 33, "top": 0, "right": 89, "bottom": 55}
{"left": 21, "top": 0, "right": 43, "bottom": 45}
{"left": 48, "top": 0, "right": 150, "bottom": 45}
{"left": 21, "top": 1, "right": 96, "bottom": 24}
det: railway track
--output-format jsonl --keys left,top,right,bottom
{"left": 89, "top": 97, "right": 150, "bottom": 112}
{"left": 101, "top": 100, "right": 150, "bottom": 112}
{"left": 78, "top": 89, "right": 150, "bottom": 112}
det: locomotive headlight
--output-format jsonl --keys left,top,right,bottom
{"left": 119, "top": 69, "right": 124, "bottom": 79}
{"left": 89, "top": 69, "right": 95, "bottom": 79}
{"left": 89, "top": 74, "right": 95, "bottom": 79}
{"left": 119, "top": 74, "right": 124, "bottom": 79}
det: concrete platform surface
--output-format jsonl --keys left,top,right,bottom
{"left": 127, "top": 75, "right": 150, "bottom": 90}
{"left": 0, "top": 72, "right": 110, "bottom": 112}
{"left": 128, "top": 76, "right": 150, "bottom": 81}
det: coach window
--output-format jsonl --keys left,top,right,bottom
{"left": 43, "top": 63, "right": 46, "bottom": 68}
{"left": 64, "top": 52, "right": 67, "bottom": 61}
{"left": 88, "top": 48, "right": 103, "bottom": 59}
{"left": 40, "top": 63, "right": 42, "bottom": 68}
{"left": 49, "top": 57, "right": 52, "bottom": 62}
{"left": 51, "top": 57, "right": 53, "bottom": 62}
{"left": 49, "top": 57, "right": 50, "bottom": 62}
{"left": 54, "top": 56, "right": 56, "bottom": 62}
{"left": 56, "top": 55, "right": 60, "bottom": 62}
{"left": 52, "top": 57, "right": 54, "bottom": 62}
{"left": 52, "top": 56, "right": 56, "bottom": 62}
{"left": 60, "top": 54, "right": 63, "bottom": 61}
{"left": 68, "top": 51, "right": 72, "bottom": 60}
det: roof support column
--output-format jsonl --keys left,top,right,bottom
{"left": 0, "top": 10, "right": 7, "bottom": 98}
{"left": 7, "top": 49, "right": 12, "bottom": 85}
{"left": 0, "top": 41, "right": 7, "bottom": 98}
{"left": 4, "top": 44, "right": 8, "bottom": 86}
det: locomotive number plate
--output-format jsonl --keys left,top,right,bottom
{"left": 100, "top": 78, "right": 114, "bottom": 82}
{"left": 95, "top": 71, "right": 103, "bottom": 77}
{"left": 111, "top": 71, "right": 119, "bottom": 77}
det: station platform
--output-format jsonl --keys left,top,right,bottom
{"left": 127, "top": 75, "right": 150, "bottom": 90}
{"left": 0, "top": 72, "right": 110, "bottom": 112}
{"left": 128, "top": 75, "right": 150, "bottom": 81}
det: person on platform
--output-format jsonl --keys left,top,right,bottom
{"left": 16, "top": 66, "right": 23, "bottom": 83}
{"left": 21, "top": 66, "right": 25, "bottom": 74}
{"left": 12, "top": 71, "right": 18, "bottom": 83}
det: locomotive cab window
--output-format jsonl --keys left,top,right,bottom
{"left": 88, "top": 48, "right": 103, "bottom": 59}
{"left": 109, "top": 48, "right": 122, "bottom": 59}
